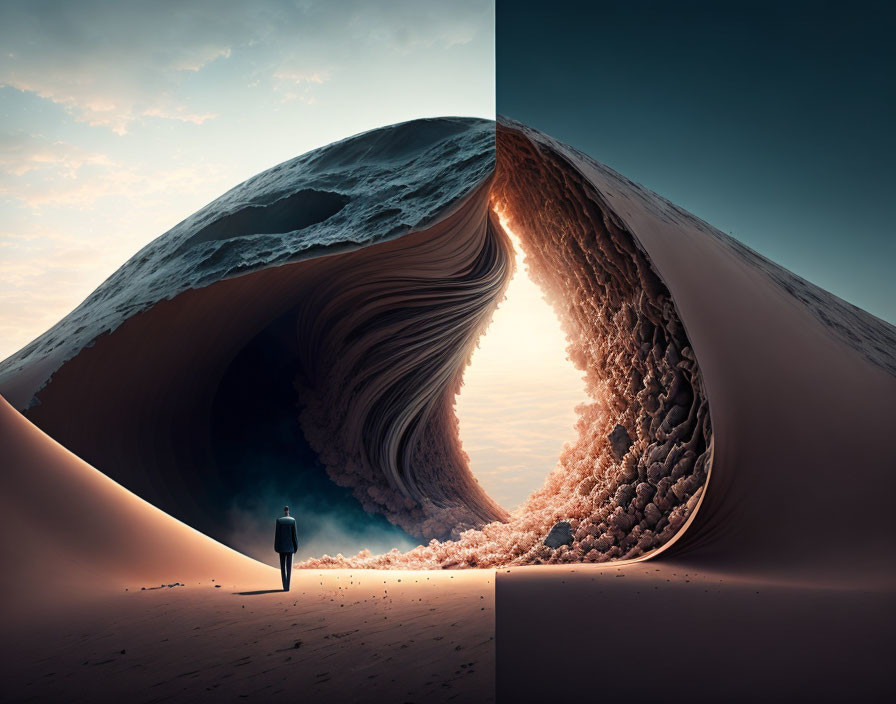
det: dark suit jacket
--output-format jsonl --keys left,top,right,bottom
{"left": 274, "top": 516, "right": 298, "bottom": 553}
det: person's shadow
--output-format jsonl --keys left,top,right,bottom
{"left": 234, "top": 589, "right": 284, "bottom": 595}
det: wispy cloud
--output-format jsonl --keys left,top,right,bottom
{"left": 0, "top": 133, "right": 113, "bottom": 177}
{"left": 272, "top": 67, "right": 330, "bottom": 103}
{"left": 0, "top": 2, "right": 247, "bottom": 133}
{"left": 172, "top": 46, "right": 232, "bottom": 72}
{"left": 0, "top": 132, "right": 224, "bottom": 208}
{"left": 142, "top": 107, "right": 219, "bottom": 126}
{"left": 0, "top": 1, "right": 491, "bottom": 134}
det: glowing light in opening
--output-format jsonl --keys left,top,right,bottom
{"left": 455, "top": 210, "right": 589, "bottom": 512}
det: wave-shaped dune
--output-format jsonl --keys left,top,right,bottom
{"left": 2, "top": 117, "right": 894, "bottom": 582}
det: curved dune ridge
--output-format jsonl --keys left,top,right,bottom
{"left": 2, "top": 117, "right": 895, "bottom": 576}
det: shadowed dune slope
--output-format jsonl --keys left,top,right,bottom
{"left": 495, "top": 119, "right": 896, "bottom": 581}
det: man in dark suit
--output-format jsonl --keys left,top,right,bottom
{"left": 274, "top": 506, "right": 299, "bottom": 591}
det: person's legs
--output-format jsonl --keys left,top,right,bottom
{"left": 284, "top": 553, "right": 293, "bottom": 591}
{"left": 279, "top": 552, "right": 288, "bottom": 590}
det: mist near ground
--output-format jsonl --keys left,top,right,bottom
{"left": 212, "top": 312, "right": 419, "bottom": 566}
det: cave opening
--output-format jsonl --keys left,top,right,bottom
{"left": 455, "top": 209, "right": 588, "bottom": 512}
{"left": 208, "top": 185, "right": 515, "bottom": 563}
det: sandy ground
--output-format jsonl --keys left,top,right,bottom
{"left": 4, "top": 569, "right": 494, "bottom": 703}
{"left": 497, "top": 561, "right": 895, "bottom": 703}
{"left": 7, "top": 559, "right": 892, "bottom": 703}
{"left": 2, "top": 382, "right": 892, "bottom": 702}
{"left": 0, "top": 396, "right": 493, "bottom": 702}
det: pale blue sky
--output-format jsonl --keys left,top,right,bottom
{"left": 0, "top": 0, "right": 495, "bottom": 358}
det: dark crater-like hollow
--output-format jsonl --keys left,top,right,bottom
{"left": 179, "top": 189, "right": 350, "bottom": 252}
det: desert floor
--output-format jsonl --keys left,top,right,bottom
{"left": 497, "top": 561, "right": 894, "bottom": 702}
{"left": 5, "top": 559, "right": 894, "bottom": 703}
{"left": 5, "top": 568, "right": 494, "bottom": 703}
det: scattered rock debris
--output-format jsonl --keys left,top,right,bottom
{"left": 608, "top": 424, "right": 633, "bottom": 461}
{"left": 544, "top": 521, "right": 574, "bottom": 548}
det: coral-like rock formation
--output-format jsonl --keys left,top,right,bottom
{"left": 302, "top": 120, "right": 712, "bottom": 568}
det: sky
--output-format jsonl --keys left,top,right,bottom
{"left": 0, "top": 0, "right": 495, "bottom": 360}
{"left": 497, "top": 0, "right": 895, "bottom": 325}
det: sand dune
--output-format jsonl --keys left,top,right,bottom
{"left": 0, "top": 394, "right": 273, "bottom": 619}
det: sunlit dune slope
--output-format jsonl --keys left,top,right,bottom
{"left": 0, "top": 394, "right": 273, "bottom": 618}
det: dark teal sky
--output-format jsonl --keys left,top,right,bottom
{"left": 497, "top": 0, "right": 895, "bottom": 324}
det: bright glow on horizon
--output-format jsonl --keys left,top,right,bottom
{"left": 455, "top": 212, "right": 588, "bottom": 512}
